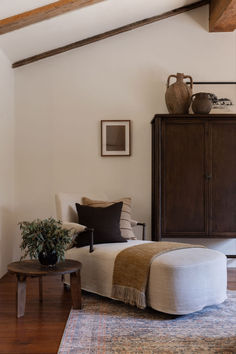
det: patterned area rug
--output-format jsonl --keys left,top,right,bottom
{"left": 58, "top": 290, "right": 236, "bottom": 353}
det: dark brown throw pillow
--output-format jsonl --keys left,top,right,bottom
{"left": 75, "top": 202, "right": 127, "bottom": 245}
{"left": 74, "top": 228, "right": 93, "bottom": 248}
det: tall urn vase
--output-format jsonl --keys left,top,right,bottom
{"left": 165, "top": 73, "right": 193, "bottom": 114}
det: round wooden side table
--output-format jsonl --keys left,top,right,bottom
{"left": 8, "top": 259, "right": 82, "bottom": 318}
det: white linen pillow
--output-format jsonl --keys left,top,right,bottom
{"left": 62, "top": 222, "right": 86, "bottom": 249}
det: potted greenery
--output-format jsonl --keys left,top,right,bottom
{"left": 19, "top": 218, "right": 72, "bottom": 266}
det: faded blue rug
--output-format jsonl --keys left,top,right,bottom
{"left": 58, "top": 290, "right": 236, "bottom": 353}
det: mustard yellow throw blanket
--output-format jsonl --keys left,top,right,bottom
{"left": 112, "top": 241, "right": 204, "bottom": 309}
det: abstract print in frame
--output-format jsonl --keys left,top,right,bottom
{"left": 192, "top": 82, "right": 236, "bottom": 113}
{"left": 101, "top": 120, "right": 131, "bottom": 156}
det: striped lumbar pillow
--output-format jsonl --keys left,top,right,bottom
{"left": 82, "top": 197, "right": 136, "bottom": 240}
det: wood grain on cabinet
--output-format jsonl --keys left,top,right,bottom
{"left": 152, "top": 114, "right": 236, "bottom": 240}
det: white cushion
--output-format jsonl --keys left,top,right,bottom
{"left": 148, "top": 247, "right": 227, "bottom": 314}
{"left": 61, "top": 222, "right": 87, "bottom": 250}
{"left": 65, "top": 240, "right": 227, "bottom": 315}
{"left": 62, "top": 222, "right": 86, "bottom": 234}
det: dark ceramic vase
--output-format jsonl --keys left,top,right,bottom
{"left": 191, "top": 92, "right": 212, "bottom": 114}
{"left": 38, "top": 250, "right": 58, "bottom": 266}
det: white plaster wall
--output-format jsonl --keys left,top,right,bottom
{"left": 0, "top": 49, "right": 15, "bottom": 278}
{"left": 14, "top": 7, "right": 236, "bottom": 261}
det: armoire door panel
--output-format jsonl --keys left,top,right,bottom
{"left": 152, "top": 114, "right": 236, "bottom": 241}
{"left": 162, "top": 121, "right": 207, "bottom": 234}
{"left": 210, "top": 121, "right": 236, "bottom": 235}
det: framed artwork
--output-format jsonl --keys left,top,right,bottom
{"left": 192, "top": 81, "right": 236, "bottom": 113}
{"left": 101, "top": 120, "right": 131, "bottom": 156}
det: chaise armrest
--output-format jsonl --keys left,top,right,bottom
{"left": 130, "top": 219, "right": 146, "bottom": 240}
{"left": 62, "top": 222, "right": 94, "bottom": 253}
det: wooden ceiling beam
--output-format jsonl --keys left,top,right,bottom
{"left": 210, "top": 0, "right": 236, "bottom": 32}
{"left": 12, "top": 0, "right": 209, "bottom": 68}
{"left": 0, "top": 0, "right": 105, "bottom": 35}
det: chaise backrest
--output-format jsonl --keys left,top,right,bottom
{"left": 55, "top": 192, "right": 108, "bottom": 223}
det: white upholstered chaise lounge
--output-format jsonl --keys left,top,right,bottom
{"left": 55, "top": 193, "right": 227, "bottom": 315}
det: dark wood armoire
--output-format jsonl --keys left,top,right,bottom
{"left": 151, "top": 114, "right": 236, "bottom": 241}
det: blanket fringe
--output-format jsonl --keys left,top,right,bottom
{"left": 112, "top": 285, "right": 146, "bottom": 309}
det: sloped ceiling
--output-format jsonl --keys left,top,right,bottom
{"left": 0, "top": 0, "right": 201, "bottom": 63}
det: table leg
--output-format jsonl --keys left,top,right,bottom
{"left": 39, "top": 276, "right": 43, "bottom": 303}
{"left": 70, "top": 271, "right": 81, "bottom": 309}
{"left": 16, "top": 275, "right": 27, "bottom": 318}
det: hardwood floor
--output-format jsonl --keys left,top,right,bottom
{"left": 228, "top": 268, "right": 236, "bottom": 290}
{"left": 0, "top": 273, "right": 71, "bottom": 354}
{"left": 0, "top": 268, "right": 235, "bottom": 354}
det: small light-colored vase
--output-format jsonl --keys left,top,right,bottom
{"left": 191, "top": 92, "right": 212, "bottom": 114}
{"left": 165, "top": 73, "right": 193, "bottom": 114}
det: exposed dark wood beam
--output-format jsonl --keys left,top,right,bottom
{"left": 0, "top": 0, "right": 105, "bottom": 35}
{"left": 12, "top": 0, "right": 209, "bottom": 68}
{"left": 210, "top": 0, "right": 236, "bottom": 32}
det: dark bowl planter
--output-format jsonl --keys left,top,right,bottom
{"left": 38, "top": 250, "right": 58, "bottom": 266}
